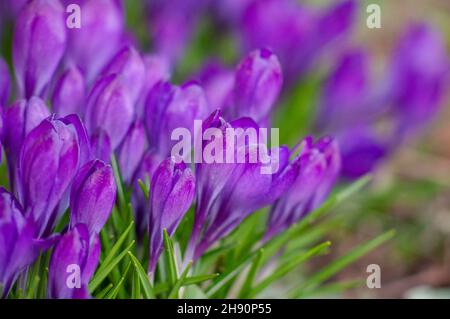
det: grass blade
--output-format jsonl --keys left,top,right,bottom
{"left": 168, "top": 261, "right": 192, "bottom": 299}
{"left": 163, "top": 229, "right": 178, "bottom": 286}
{"left": 128, "top": 252, "right": 155, "bottom": 299}
{"left": 102, "top": 221, "right": 135, "bottom": 267}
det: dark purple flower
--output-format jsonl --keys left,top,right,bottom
{"left": 117, "top": 120, "right": 146, "bottom": 184}
{"left": 144, "top": 80, "right": 208, "bottom": 157}
{"left": 85, "top": 74, "right": 134, "bottom": 149}
{"left": 148, "top": 157, "right": 195, "bottom": 274}
{"left": 18, "top": 116, "right": 80, "bottom": 236}
{"left": 0, "top": 58, "right": 10, "bottom": 107}
{"left": 51, "top": 66, "right": 86, "bottom": 117}
{"left": 13, "top": 0, "right": 67, "bottom": 98}
{"left": 266, "top": 136, "right": 341, "bottom": 238}
{"left": 69, "top": 160, "right": 116, "bottom": 235}
{"left": 131, "top": 151, "right": 163, "bottom": 239}
{"left": 186, "top": 111, "right": 299, "bottom": 262}
{"left": 101, "top": 45, "right": 145, "bottom": 104}
{"left": 232, "top": 48, "right": 282, "bottom": 123}
{"left": 48, "top": 224, "right": 100, "bottom": 299}
{"left": 0, "top": 188, "right": 37, "bottom": 297}
{"left": 389, "top": 23, "right": 449, "bottom": 141}
{"left": 65, "top": 0, "right": 124, "bottom": 83}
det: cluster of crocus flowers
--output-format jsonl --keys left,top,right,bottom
{"left": 0, "top": 0, "right": 447, "bottom": 299}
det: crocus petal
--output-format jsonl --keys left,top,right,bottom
{"left": 117, "top": 120, "right": 146, "bottom": 183}
{"left": 0, "top": 57, "right": 10, "bottom": 106}
{"left": 51, "top": 66, "right": 86, "bottom": 117}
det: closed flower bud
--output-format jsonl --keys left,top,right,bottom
{"left": 13, "top": 0, "right": 67, "bottom": 98}
{"left": 18, "top": 116, "right": 80, "bottom": 236}
{"left": 118, "top": 120, "right": 146, "bottom": 184}
{"left": 148, "top": 157, "right": 195, "bottom": 273}
{"left": 0, "top": 57, "right": 10, "bottom": 106}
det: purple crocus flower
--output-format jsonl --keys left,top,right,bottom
{"left": 266, "top": 136, "right": 341, "bottom": 239}
{"left": 117, "top": 120, "right": 146, "bottom": 184}
{"left": 90, "top": 129, "right": 112, "bottom": 163}
{"left": 13, "top": 0, "right": 67, "bottom": 98}
{"left": 0, "top": 188, "right": 37, "bottom": 297}
{"left": 85, "top": 74, "right": 134, "bottom": 149}
{"left": 18, "top": 116, "right": 80, "bottom": 236}
{"left": 51, "top": 66, "right": 86, "bottom": 118}
{"left": 65, "top": 0, "right": 124, "bottom": 83}
{"left": 231, "top": 48, "right": 282, "bottom": 123}
{"left": 186, "top": 111, "right": 299, "bottom": 262}
{"left": 148, "top": 156, "right": 195, "bottom": 274}
{"left": 131, "top": 151, "right": 163, "bottom": 239}
{"left": 69, "top": 160, "right": 116, "bottom": 235}
{"left": 388, "top": 23, "right": 449, "bottom": 141}
{"left": 100, "top": 45, "right": 145, "bottom": 104}
{"left": 48, "top": 224, "right": 100, "bottom": 299}
{"left": 0, "top": 58, "right": 10, "bottom": 107}
{"left": 144, "top": 81, "right": 208, "bottom": 157}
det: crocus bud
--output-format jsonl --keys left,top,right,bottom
{"left": 18, "top": 116, "right": 80, "bottom": 236}
{"left": 148, "top": 157, "right": 195, "bottom": 274}
{"left": 232, "top": 49, "right": 282, "bottom": 123}
{"left": 65, "top": 0, "right": 124, "bottom": 83}
{"left": 69, "top": 160, "right": 116, "bottom": 235}
{"left": 101, "top": 46, "right": 145, "bottom": 104}
{"left": 136, "top": 54, "right": 171, "bottom": 117}
{"left": 118, "top": 120, "right": 146, "bottom": 184}
{"left": 145, "top": 81, "right": 208, "bottom": 157}
{"left": 90, "top": 129, "right": 112, "bottom": 163}
{"left": 0, "top": 57, "right": 10, "bottom": 106}
{"left": 0, "top": 187, "right": 37, "bottom": 297}
{"left": 48, "top": 224, "right": 100, "bottom": 299}
{"left": 13, "top": 0, "right": 67, "bottom": 98}
{"left": 389, "top": 23, "right": 449, "bottom": 140}
{"left": 131, "top": 151, "right": 162, "bottom": 239}
{"left": 85, "top": 74, "right": 134, "bottom": 149}
{"left": 51, "top": 66, "right": 86, "bottom": 117}
{"left": 266, "top": 136, "right": 341, "bottom": 239}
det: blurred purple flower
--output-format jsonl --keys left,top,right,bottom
{"left": 0, "top": 188, "right": 37, "bottom": 297}
{"left": 13, "top": 0, "right": 67, "bottom": 98}
{"left": 148, "top": 156, "right": 195, "bottom": 274}
{"left": 51, "top": 66, "right": 86, "bottom": 118}
{"left": 69, "top": 160, "right": 116, "bottom": 235}
{"left": 48, "top": 224, "right": 100, "bottom": 299}
{"left": 65, "top": 0, "right": 124, "bottom": 83}
{"left": 85, "top": 74, "right": 134, "bottom": 149}
{"left": 100, "top": 45, "right": 145, "bottom": 104}
{"left": 144, "top": 81, "right": 208, "bottom": 157}
{"left": 90, "top": 129, "right": 112, "bottom": 163}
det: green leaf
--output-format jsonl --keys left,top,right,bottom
{"left": 290, "top": 229, "right": 395, "bottom": 298}
{"left": 111, "top": 154, "right": 127, "bottom": 214}
{"left": 132, "top": 269, "right": 141, "bottom": 299}
{"left": 138, "top": 178, "right": 149, "bottom": 200}
{"left": 102, "top": 221, "right": 135, "bottom": 268}
{"left": 185, "top": 285, "right": 208, "bottom": 299}
{"left": 105, "top": 261, "right": 132, "bottom": 299}
{"left": 205, "top": 251, "right": 258, "bottom": 298}
{"left": 95, "top": 283, "right": 113, "bottom": 299}
{"left": 238, "top": 248, "right": 265, "bottom": 298}
{"left": 250, "top": 241, "right": 331, "bottom": 297}
{"left": 89, "top": 240, "right": 135, "bottom": 293}
{"left": 183, "top": 273, "right": 220, "bottom": 286}
{"left": 163, "top": 229, "right": 178, "bottom": 286}
{"left": 128, "top": 252, "right": 155, "bottom": 299}
{"left": 168, "top": 261, "right": 192, "bottom": 299}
